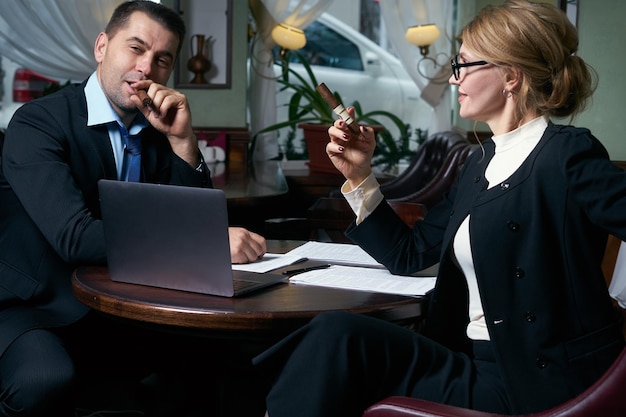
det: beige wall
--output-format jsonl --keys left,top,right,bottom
{"left": 572, "top": 0, "right": 625, "bottom": 160}
{"left": 164, "top": 0, "right": 249, "bottom": 129}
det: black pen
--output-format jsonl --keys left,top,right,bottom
{"left": 282, "top": 264, "right": 332, "bottom": 276}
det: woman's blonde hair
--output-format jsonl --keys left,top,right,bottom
{"left": 460, "top": 0, "right": 596, "bottom": 124}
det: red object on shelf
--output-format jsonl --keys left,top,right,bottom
{"left": 13, "top": 68, "right": 59, "bottom": 102}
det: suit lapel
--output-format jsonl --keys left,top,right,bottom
{"left": 89, "top": 126, "right": 118, "bottom": 179}
{"left": 73, "top": 81, "right": 120, "bottom": 180}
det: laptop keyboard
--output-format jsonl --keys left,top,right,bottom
{"left": 233, "top": 279, "right": 259, "bottom": 293}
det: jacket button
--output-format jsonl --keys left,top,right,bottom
{"left": 507, "top": 221, "right": 520, "bottom": 232}
{"left": 473, "top": 176, "right": 481, "bottom": 183}
{"left": 500, "top": 182, "right": 510, "bottom": 190}
{"left": 525, "top": 312, "right": 536, "bottom": 322}
{"left": 536, "top": 358, "right": 548, "bottom": 368}
{"left": 514, "top": 268, "right": 525, "bottom": 279}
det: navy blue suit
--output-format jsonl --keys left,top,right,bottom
{"left": 0, "top": 80, "right": 211, "bottom": 415}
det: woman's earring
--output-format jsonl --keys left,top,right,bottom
{"left": 502, "top": 89, "right": 512, "bottom": 98}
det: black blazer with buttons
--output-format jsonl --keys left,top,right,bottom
{"left": 347, "top": 123, "right": 626, "bottom": 414}
{"left": 0, "top": 80, "right": 211, "bottom": 357}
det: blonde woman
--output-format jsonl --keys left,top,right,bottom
{"left": 255, "top": 1, "right": 626, "bottom": 416}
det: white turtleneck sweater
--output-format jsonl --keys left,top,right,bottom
{"left": 343, "top": 116, "right": 548, "bottom": 340}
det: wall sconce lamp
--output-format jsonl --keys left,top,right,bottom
{"left": 405, "top": 23, "right": 448, "bottom": 82}
{"left": 271, "top": 23, "right": 306, "bottom": 58}
{"left": 405, "top": 23, "right": 440, "bottom": 57}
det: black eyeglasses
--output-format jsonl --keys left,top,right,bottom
{"left": 450, "top": 54, "right": 489, "bottom": 80}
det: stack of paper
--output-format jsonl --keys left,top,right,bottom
{"left": 284, "top": 241, "right": 383, "bottom": 268}
{"left": 232, "top": 242, "right": 437, "bottom": 296}
{"left": 232, "top": 254, "right": 306, "bottom": 273}
{"left": 289, "top": 265, "right": 436, "bottom": 297}
{"left": 284, "top": 242, "right": 436, "bottom": 296}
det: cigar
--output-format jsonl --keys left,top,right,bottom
{"left": 136, "top": 89, "right": 152, "bottom": 107}
{"left": 316, "top": 83, "right": 361, "bottom": 136}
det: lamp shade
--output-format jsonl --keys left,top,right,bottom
{"left": 271, "top": 23, "right": 306, "bottom": 50}
{"left": 405, "top": 24, "right": 440, "bottom": 47}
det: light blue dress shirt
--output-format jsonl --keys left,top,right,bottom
{"left": 84, "top": 72, "right": 149, "bottom": 180}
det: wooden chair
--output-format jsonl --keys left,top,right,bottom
{"left": 362, "top": 237, "right": 626, "bottom": 417}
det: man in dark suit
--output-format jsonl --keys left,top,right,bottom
{"left": 0, "top": 1, "right": 265, "bottom": 415}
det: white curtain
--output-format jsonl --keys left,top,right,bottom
{"left": 248, "top": 0, "right": 333, "bottom": 160}
{"left": 0, "top": 0, "right": 123, "bottom": 81}
{"left": 380, "top": 0, "right": 455, "bottom": 136}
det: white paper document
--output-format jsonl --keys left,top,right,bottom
{"left": 285, "top": 241, "right": 383, "bottom": 268}
{"left": 289, "top": 265, "right": 436, "bottom": 296}
{"left": 232, "top": 253, "right": 306, "bottom": 273}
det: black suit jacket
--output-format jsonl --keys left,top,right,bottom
{"left": 347, "top": 123, "right": 626, "bottom": 414}
{"left": 0, "top": 80, "right": 211, "bottom": 356}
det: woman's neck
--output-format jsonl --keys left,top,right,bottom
{"left": 487, "top": 104, "right": 540, "bottom": 136}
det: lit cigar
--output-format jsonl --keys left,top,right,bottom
{"left": 136, "top": 90, "right": 152, "bottom": 107}
{"left": 316, "top": 82, "right": 361, "bottom": 136}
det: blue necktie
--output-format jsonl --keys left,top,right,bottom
{"left": 122, "top": 131, "right": 142, "bottom": 182}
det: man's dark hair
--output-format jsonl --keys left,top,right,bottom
{"left": 105, "top": 0, "right": 186, "bottom": 56}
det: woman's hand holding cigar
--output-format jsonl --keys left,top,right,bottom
{"left": 319, "top": 82, "right": 376, "bottom": 188}
{"left": 316, "top": 83, "right": 361, "bottom": 136}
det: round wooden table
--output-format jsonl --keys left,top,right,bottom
{"left": 71, "top": 240, "right": 428, "bottom": 416}
{"left": 71, "top": 240, "right": 426, "bottom": 339}
{"left": 71, "top": 265, "right": 425, "bottom": 340}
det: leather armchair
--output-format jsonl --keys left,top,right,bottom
{"left": 363, "top": 346, "right": 626, "bottom": 417}
{"left": 271, "top": 133, "right": 476, "bottom": 242}
{"left": 327, "top": 131, "right": 470, "bottom": 199}
{"left": 378, "top": 131, "right": 470, "bottom": 200}
{"left": 388, "top": 144, "right": 479, "bottom": 210}
{"left": 363, "top": 237, "right": 626, "bottom": 417}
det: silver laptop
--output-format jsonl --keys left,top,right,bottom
{"left": 98, "top": 179, "right": 286, "bottom": 297}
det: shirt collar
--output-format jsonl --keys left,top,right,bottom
{"left": 492, "top": 116, "right": 548, "bottom": 153}
{"left": 85, "top": 72, "right": 149, "bottom": 134}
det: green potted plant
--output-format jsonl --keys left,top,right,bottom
{"left": 254, "top": 51, "right": 412, "bottom": 174}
